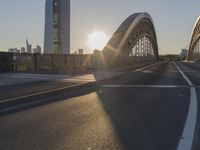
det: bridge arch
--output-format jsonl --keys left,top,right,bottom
{"left": 102, "top": 12, "right": 159, "bottom": 65}
{"left": 188, "top": 16, "right": 200, "bottom": 61}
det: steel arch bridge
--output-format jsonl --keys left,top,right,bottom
{"left": 188, "top": 16, "right": 200, "bottom": 61}
{"left": 102, "top": 12, "right": 159, "bottom": 65}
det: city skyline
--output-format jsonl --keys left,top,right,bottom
{"left": 0, "top": 0, "right": 200, "bottom": 54}
{"left": 1, "top": 2, "right": 200, "bottom": 150}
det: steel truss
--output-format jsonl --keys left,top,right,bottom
{"left": 103, "top": 13, "right": 159, "bottom": 65}
{"left": 188, "top": 17, "right": 200, "bottom": 60}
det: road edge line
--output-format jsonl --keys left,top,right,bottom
{"left": 174, "top": 62, "right": 197, "bottom": 150}
{"left": 0, "top": 83, "right": 96, "bottom": 114}
{"left": 0, "top": 82, "right": 88, "bottom": 103}
{"left": 135, "top": 62, "right": 159, "bottom": 72}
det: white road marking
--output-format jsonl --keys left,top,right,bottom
{"left": 0, "top": 83, "right": 86, "bottom": 104}
{"left": 0, "top": 84, "right": 95, "bottom": 114}
{"left": 135, "top": 62, "right": 159, "bottom": 72}
{"left": 101, "top": 85, "right": 188, "bottom": 88}
{"left": 174, "top": 62, "right": 198, "bottom": 150}
{"left": 8, "top": 75, "right": 96, "bottom": 82}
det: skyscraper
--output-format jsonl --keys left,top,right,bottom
{"left": 44, "top": 0, "right": 70, "bottom": 54}
{"left": 26, "top": 39, "right": 32, "bottom": 53}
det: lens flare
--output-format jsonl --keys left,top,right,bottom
{"left": 87, "top": 31, "right": 109, "bottom": 50}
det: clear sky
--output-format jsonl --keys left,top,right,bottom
{"left": 0, "top": 0, "right": 200, "bottom": 54}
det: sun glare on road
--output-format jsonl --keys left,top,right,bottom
{"left": 87, "top": 31, "right": 109, "bottom": 50}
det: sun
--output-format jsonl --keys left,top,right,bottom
{"left": 87, "top": 31, "right": 109, "bottom": 50}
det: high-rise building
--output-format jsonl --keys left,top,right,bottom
{"left": 15, "top": 48, "right": 20, "bottom": 53}
{"left": 33, "top": 45, "right": 42, "bottom": 54}
{"left": 8, "top": 48, "right": 20, "bottom": 53}
{"left": 8, "top": 48, "right": 15, "bottom": 53}
{"left": 21, "top": 47, "right": 26, "bottom": 53}
{"left": 44, "top": 0, "right": 70, "bottom": 54}
{"left": 26, "top": 39, "right": 32, "bottom": 53}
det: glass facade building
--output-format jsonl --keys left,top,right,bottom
{"left": 44, "top": 0, "right": 70, "bottom": 54}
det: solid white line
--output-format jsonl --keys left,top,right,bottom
{"left": 135, "top": 62, "right": 159, "bottom": 72}
{"left": 8, "top": 75, "right": 95, "bottom": 82}
{"left": 0, "top": 84, "right": 95, "bottom": 114}
{"left": 101, "top": 85, "right": 188, "bottom": 88}
{"left": 174, "top": 62, "right": 197, "bottom": 150}
{"left": 0, "top": 83, "right": 86, "bottom": 104}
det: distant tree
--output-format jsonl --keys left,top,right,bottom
{"left": 159, "top": 54, "right": 183, "bottom": 61}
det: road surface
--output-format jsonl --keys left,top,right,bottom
{"left": 0, "top": 61, "right": 199, "bottom": 150}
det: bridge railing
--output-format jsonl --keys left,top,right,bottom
{"left": 0, "top": 52, "right": 156, "bottom": 73}
{"left": 11, "top": 53, "right": 100, "bottom": 71}
{"left": 0, "top": 52, "right": 13, "bottom": 72}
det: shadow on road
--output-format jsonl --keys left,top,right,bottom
{"left": 0, "top": 84, "right": 97, "bottom": 116}
{"left": 95, "top": 86, "right": 189, "bottom": 150}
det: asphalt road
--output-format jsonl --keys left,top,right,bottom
{"left": 0, "top": 80, "right": 81, "bottom": 101}
{"left": 0, "top": 61, "right": 199, "bottom": 150}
